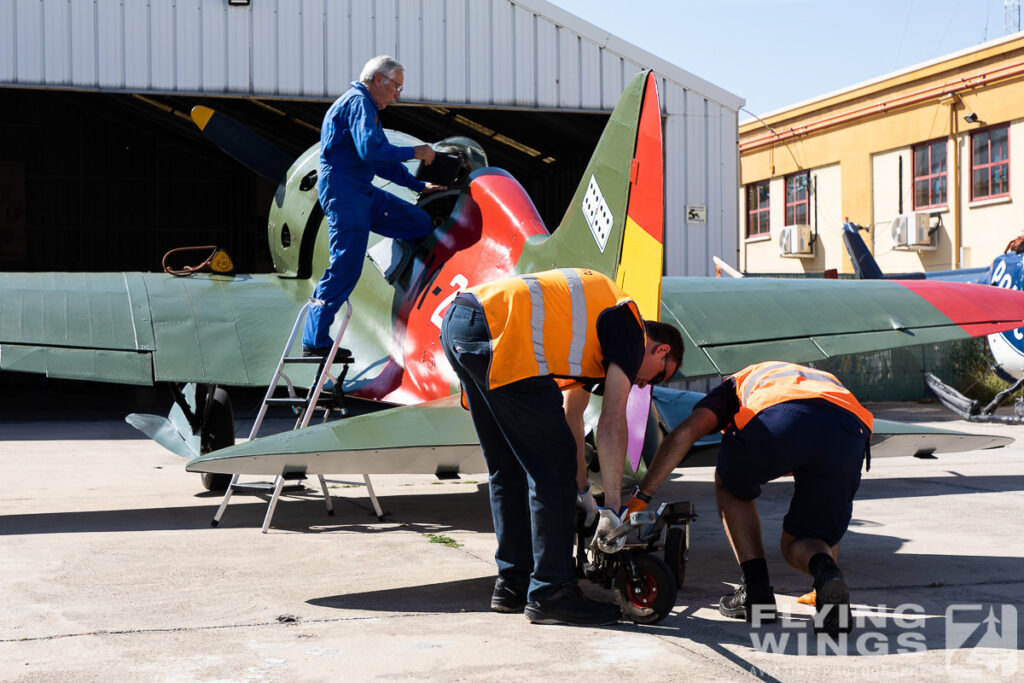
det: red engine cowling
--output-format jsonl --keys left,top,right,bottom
{"left": 353, "top": 169, "right": 550, "bottom": 404}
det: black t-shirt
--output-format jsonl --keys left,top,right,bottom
{"left": 595, "top": 304, "right": 645, "bottom": 383}
{"left": 693, "top": 377, "right": 741, "bottom": 431}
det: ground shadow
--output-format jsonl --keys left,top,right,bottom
{"left": 0, "top": 483, "right": 493, "bottom": 535}
{"left": 309, "top": 575, "right": 497, "bottom": 614}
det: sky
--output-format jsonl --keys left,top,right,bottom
{"left": 549, "top": 0, "right": 1021, "bottom": 119}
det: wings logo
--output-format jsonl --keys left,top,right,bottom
{"left": 945, "top": 604, "right": 1018, "bottom": 675}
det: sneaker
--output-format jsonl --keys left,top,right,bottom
{"left": 524, "top": 583, "right": 621, "bottom": 626}
{"left": 719, "top": 581, "right": 777, "bottom": 623}
{"left": 490, "top": 576, "right": 527, "bottom": 613}
{"left": 813, "top": 568, "right": 851, "bottom": 637}
{"left": 301, "top": 346, "right": 353, "bottom": 364}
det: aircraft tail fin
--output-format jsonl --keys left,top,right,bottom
{"left": 842, "top": 221, "right": 885, "bottom": 280}
{"left": 529, "top": 71, "right": 664, "bottom": 320}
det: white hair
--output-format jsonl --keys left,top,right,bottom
{"left": 360, "top": 55, "right": 404, "bottom": 84}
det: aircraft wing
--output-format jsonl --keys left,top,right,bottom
{"left": 0, "top": 272, "right": 311, "bottom": 386}
{"left": 186, "top": 394, "right": 485, "bottom": 476}
{"left": 868, "top": 419, "right": 1011, "bottom": 457}
{"left": 662, "top": 276, "right": 1024, "bottom": 379}
{"left": 186, "top": 386, "right": 1011, "bottom": 478}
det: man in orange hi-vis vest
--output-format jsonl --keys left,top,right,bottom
{"left": 440, "top": 268, "right": 683, "bottom": 626}
{"left": 624, "top": 361, "right": 872, "bottom": 638}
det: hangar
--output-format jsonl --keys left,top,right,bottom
{"left": 0, "top": 0, "right": 742, "bottom": 277}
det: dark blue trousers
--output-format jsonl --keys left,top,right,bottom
{"left": 440, "top": 303, "right": 577, "bottom": 602}
{"left": 716, "top": 400, "right": 868, "bottom": 546}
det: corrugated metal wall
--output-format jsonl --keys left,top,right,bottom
{"left": 0, "top": 0, "right": 742, "bottom": 276}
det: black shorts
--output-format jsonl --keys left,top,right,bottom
{"left": 716, "top": 400, "right": 868, "bottom": 546}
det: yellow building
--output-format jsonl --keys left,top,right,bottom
{"left": 739, "top": 33, "right": 1024, "bottom": 276}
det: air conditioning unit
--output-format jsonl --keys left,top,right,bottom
{"left": 891, "top": 212, "right": 937, "bottom": 250}
{"left": 778, "top": 224, "right": 814, "bottom": 257}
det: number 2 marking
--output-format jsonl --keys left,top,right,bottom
{"left": 430, "top": 274, "right": 469, "bottom": 329}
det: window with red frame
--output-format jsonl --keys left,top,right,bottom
{"left": 913, "top": 139, "right": 947, "bottom": 209}
{"left": 746, "top": 181, "right": 770, "bottom": 237}
{"left": 971, "top": 125, "right": 1009, "bottom": 200}
{"left": 785, "top": 172, "right": 809, "bottom": 225}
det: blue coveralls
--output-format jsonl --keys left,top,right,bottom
{"left": 302, "top": 81, "right": 434, "bottom": 350}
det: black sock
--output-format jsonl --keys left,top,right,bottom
{"left": 808, "top": 552, "right": 839, "bottom": 582}
{"left": 740, "top": 558, "right": 770, "bottom": 590}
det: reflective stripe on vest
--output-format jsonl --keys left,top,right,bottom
{"left": 523, "top": 268, "right": 588, "bottom": 376}
{"left": 467, "top": 268, "right": 643, "bottom": 389}
{"left": 732, "top": 361, "right": 874, "bottom": 432}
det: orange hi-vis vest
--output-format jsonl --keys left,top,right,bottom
{"left": 467, "top": 268, "right": 644, "bottom": 390}
{"left": 731, "top": 361, "right": 874, "bottom": 432}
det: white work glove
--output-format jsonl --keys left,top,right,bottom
{"left": 591, "top": 507, "right": 626, "bottom": 554}
{"left": 576, "top": 483, "right": 599, "bottom": 527}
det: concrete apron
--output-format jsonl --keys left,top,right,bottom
{"left": 0, "top": 403, "right": 1022, "bottom": 681}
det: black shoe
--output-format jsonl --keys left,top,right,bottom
{"left": 491, "top": 576, "right": 527, "bottom": 613}
{"left": 719, "top": 581, "right": 777, "bottom": 623}
{"left": 524, "top": 583, "right": 621, "bottom": 626}
{"left": 813, "top": 568, "right": 851, "bottom": 637}
{"left": 301, "top": 346, "right": 353, "bottom": 364}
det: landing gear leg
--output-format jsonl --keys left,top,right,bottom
{"left": 199, "top": 387, "right": 235, "bottom": 492}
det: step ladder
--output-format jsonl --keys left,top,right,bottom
{"left": 211, "top": 301, "right": 385, "bottom": 532}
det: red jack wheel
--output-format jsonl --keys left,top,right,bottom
{"left": 614, "top": 553, "right": 677, "bottom": 624}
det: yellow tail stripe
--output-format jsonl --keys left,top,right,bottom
{"left": 616, "top": 217, "right": 662, "bottom": 321}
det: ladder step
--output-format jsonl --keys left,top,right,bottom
{"left": 282, "top": 356, "right": 329, "bottom": 364}
{"left": 264, "top": 397, "right": 333, "bottom": 407}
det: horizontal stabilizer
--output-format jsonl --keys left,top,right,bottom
{"left": 869, "top": 418, "right": 1012, "bottom": 456}
{"left": 186, "top": 395, "right": 486, "bottom": 476}
{"left": 652, "top": 385, "right": 1011, "bottom": 463}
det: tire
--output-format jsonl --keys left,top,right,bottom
{"left": 200, "top": 388, "right": 235, "bottom": 492}
{"left": 614, "top": 553, "right": 677, "bottom": 625}
{"left": 664, "top": 526, "right": 688, "bottom": 588}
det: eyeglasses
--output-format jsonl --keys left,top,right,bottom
{"left": 649, "top": 356, "right": 670, "bottom": 386}
{"left": 382, "top": 74, "right": 403, "bottom": 93}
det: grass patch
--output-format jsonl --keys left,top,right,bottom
{"left": 951, "top": 337, "right": 1024, "bottom": 405}
{"left": 427, "top": 533, "right": 462, "bottom": 548}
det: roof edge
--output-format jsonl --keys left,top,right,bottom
{"left": 741, "top": 32, "right": 1024, "bottom": 125}
{"left": 515, "top": 0, "right": 744, "bottom": 111}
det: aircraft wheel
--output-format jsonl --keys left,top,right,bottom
{"left": 614, "top": 553, "right": 677, "bottom": 624}
{"left": 200, "top": 388, "right": 235, "bottom": 492}
{"left": 664, "top": 526, "right": 688, "bottom": 588}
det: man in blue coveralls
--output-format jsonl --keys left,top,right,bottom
{"left": 303, "top": 55, "right": 446, "bottom": 358}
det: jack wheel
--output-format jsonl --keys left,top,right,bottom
{"left": 614, "top": 553, "right": 677, "bottom": 624}
{"left": 664, "top": 526, "right": 688, "bottom": 588}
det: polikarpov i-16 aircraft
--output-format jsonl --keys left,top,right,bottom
{"left": 2, "top": 71, "right": 1023, "bottom": 502}
{"left": 182, "top": 70, "right": 1024, "bottom": 492}
{"left": 842, "top": 219, "right": 1024, "bottom": 422}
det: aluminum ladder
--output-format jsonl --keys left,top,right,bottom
{"left": 210, "top": 301, "right": 384, "bottom": 532}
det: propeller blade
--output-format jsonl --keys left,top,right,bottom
{"left": 190, "top": 105, "right": 295, "bottom": 184}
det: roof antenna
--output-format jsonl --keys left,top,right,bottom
{"left": 1007, "top": 0, "right": 1021, "bottom": 36}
